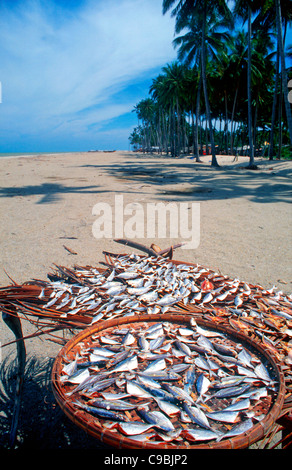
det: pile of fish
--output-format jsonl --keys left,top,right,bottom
{"left": 1, "top": 252, "right": 291, "bottom": 401}
{"left": 57, "top": 318, "right": 279, "bottom": 446}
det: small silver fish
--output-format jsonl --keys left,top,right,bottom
{"left": 137, "top": 375, "right": 162, "bottom": 390}
{"left": 183, "top": 403, "right": 211, "bottom": 429}
{"left": 118, "top": 422, "right": 155, "bottom": 436}
{"left": 214, "top": 291, "right": 229, "bottom": 302}
{"left": 155, "top": 399, "right": 181, "bottom": 417}
{"left": 38, "top": 288, "right": 46, "bottom": 299}
{"left": 116, "top": 272, "right": 139, "bottom": 279}
{"left": 139, "top": 291, "right": 159, "bottom": 303}
{"left": 110, "top": 354, "right": 138, "bottom": 372}
{"left": 73, "top": 401, "right": 128, "bottom": 422}
{"left": 184, "top": 365, "right": 196, "bottom": 394}
{"left": 121, "top": 331, "right": 136, "bottom": 346}
{"left": 149, "top": 336, "right": 166, "bottom": 351}
{"left": 234, "top": 295, "right": 243, "bottom": 308}
{"left": 62, "top": 368, "right": 90, "bottom": 384}
{"left": 174, "top": 340, "right": 192, "bottom": 357}
{"left": 91, "top": 347, "right": 115, "bottom": 357}
{"left": 127, "top": 286, "right": 151, "bottom": 295}
{"left": 106, "top": 285, "right": 127, "bottom": 296}
{"left": 138, "top": 334, "right": 150, "bottom": 351}
{"left": 89, "top": 398, "right": 138, "bottom": 411}
{"left": 138, "top": 409, "right": 175, "bottom": 433}
{"left": 206, "top": 383, "right": 251, "bottom": 401}
{"left": 42, "top": 296, "right": 59, "bottom": 308}
{"left": 217, "top": 418, "right": 254, "bottom": 441}
{"left": 143, "top": 358, "right": 166, "bottom": 374}
{"left": 223, "top": 398, "right": 250, "bottom": 412}
{"left": 156, "top": 294, "right": 178, "bottom": 306}
{"left": 254, "top": 362, "right": 272, "bottom": 382}
{"left": 182, "top": 428, "right": 222, "bottom": 442}
{"left": 126, "top": 380, "right": 153, "bottom": 398}
{"left": 197, "top": 335, "right": 216, "bottom": 354}
{"left": 178, "top": 327, "right": 195, "bottom": 336}
{"left": 200, "top": 292, "right": 213, "bottom": 304}
{"left": 195, "top": 325, "right": 223, "bottom": 338}
{"left": 196, "top": 373, "right": 211, "bottom": 401}
{"left": 206, "top": 410, "right": 240, "bottom": 423}
{"left": 62, "top": 358, "right": 78, "bottom": 376}
{"left": 163, "top": 384, "right": 195, "bottom": 404}
{"left": 194, "top": 355, "right": 211, "bottom": 372}
{"left": 238, "top": 348, "right": 256, "bottom": 368}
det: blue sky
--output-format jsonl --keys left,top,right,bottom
{"left": 0, "top": 0, "right": 291, "bottom": 153}
{"left": 0, "top": 0, "right": 177, "bottom": 152}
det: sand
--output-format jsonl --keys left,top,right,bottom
{"left": 0, "top": 150, "right": 291, "bottom": 352}
{"left": 0, "top": 150, "right": 291, "bottom": 447}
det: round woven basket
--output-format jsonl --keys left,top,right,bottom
{"left": 51, "top": 312, "right": 286, "bottom": 449}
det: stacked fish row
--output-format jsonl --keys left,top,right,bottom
{"left": 1, "top": 253, "right": 292, "bottom": 366}
{"left": 58, "top": 319, "right": 279, "bottom": 446}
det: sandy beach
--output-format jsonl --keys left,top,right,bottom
{"left": 1, "top": 150, "right": 291, "bottom": 347}
{"left": 0, "top": 150, "right": 291, "bottom": 447}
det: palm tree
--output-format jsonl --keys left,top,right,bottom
{"left": 156, "top": 62, "right": 189, "bottom": 157}
{"left": 173, "top": 11, "right": 231, "bottom": 158}
{"left": 163, "top": 0, "right": 233, "bottom": 167}
{"left": 234, "top": 0, "right": 292, "bottom": 160}
{"left": 224, "top": 31, "right": 248, "bottom": 155}
{"left": 275, "top": 0, "right": 292, "bottom": 146}
{"left": 184, "top": 66, "right": 202, "bottom": 160}
{"left": 150, "top": 74, "right": 170, "bottom": 155}
{"left": 234, "top": 1, "right": 268, "bottom": 167}
{"left": 133, "top": 98, "right": 155, "bottom": 152}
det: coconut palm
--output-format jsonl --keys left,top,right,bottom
{"left": 275, "top": 0, "right": 292, "bottom": 146}
{"left": 149, "top": 74, "right": 170, "bottom": 155}
{"left": 234, "top": 0, "right": 292, "bottom": 160}
{"left": 158, "top": 62, "right": 189, "bottom": 157}
{"left": 163, "top": 0, "right": 233, "bottom": 167}
{"left": 222, "top": 31, "right": 249, "bottom": 155}
{"left": 133, "top": 98, "right": 155, "bottom": 152}
{"left": 173, "top": 11, "right": 231, "bottom": 158}
{"left": 233, "top": 1, "right": 258, "bottom": 167}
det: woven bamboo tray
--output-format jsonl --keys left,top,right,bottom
{"left": 51, "top": 312, "right": 286, "bottom": 449}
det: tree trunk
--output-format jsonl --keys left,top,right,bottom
{"left": 195, "top": 74, "right": 202, "bottom": 161}
{"left": 230, "top": 87, "right": 239, "bottom": 155}
{"left": 224, "top": 91, "right": 229, "bottom": 154}
{"left": 269, "top": 41, "right": 280, "bottom": 160}
{"left": 176, "top": 96, "right": 181, "bottom": 156}
{"left": 278, "top": 79, "right": 283, "bottom": 159}
{"left": 253, "top": 98, "right": 258, "bottom": 155}
{"left": 247, "top": 6, "right": 255, "bottom": 167}
{"left": 201, "top": 4, "right": 219, "bottom": 167}
{"left": 275, "top": 0, "right": 292, "bottom": 145}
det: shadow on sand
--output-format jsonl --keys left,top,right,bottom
{"left": 1, "top": 154, "right": 291, "bottom": 205}
{"left": 0, "top": 182, "right": 106, "bottom": 205}
{"left": 80, "top": 154, "right": 292, "bottom": 205}
{"left": 0, "top": 355, "right": 110, "bottom": 449}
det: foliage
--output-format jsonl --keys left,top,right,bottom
{"left": 129, "top": 1, "right": 292, "bottom": 162}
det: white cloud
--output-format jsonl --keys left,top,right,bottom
{"left": 0, "top": 0, "right": 177, "bottom": 150}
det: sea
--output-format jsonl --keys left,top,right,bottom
{"left": 0, "top": 150, "right": 119, "bottom": 158}
{"left": 0, "top": 151, "right": 82, "bottom": 158}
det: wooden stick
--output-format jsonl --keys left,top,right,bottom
{"left": 113, "top": 239, "right": 158, "bottom": 257}
{"left": 2, "top": 308, "right": 26, "bottom": 447}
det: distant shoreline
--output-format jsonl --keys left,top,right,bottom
{"left": 0, "top": 151, "right": 83, "bottom": 158}
{"left": 0, "top": 150, "right": 124, "bottom": 159}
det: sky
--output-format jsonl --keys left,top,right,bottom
{"left": 0, "top": 0, "right": 291, "bottom": 153}
{"left": 0, "top": 0, "right": 177, "bottom": 152}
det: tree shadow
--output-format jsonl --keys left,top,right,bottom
{"left": 0, "top": 355, "right": 110, "bottom": 449}
{"left": 80, "top": 157, "right": 292, "bottom": 204}
{"left": 0, "top": 183, "right": 106, "bottom": 204}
